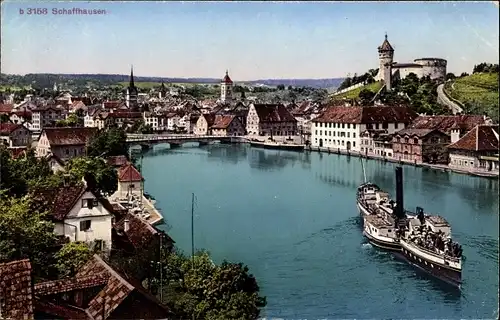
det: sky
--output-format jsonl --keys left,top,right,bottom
{"left": 1, "top": 1, "right": 499, "bottom": 80}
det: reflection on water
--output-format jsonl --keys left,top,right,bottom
{"left": 247, "top": 148, "right": 311, "bottom": 171}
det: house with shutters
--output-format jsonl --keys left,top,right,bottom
{"left": 36, "top": 127, "right": 98, "bottom": 160}
{"left": 30, "top": 181, "right": 115, "bottom": 253}
{"left": 211, "top": 115, "right": 245, "bottom": 136}
{"left": 0, "top": 123, "right": 32, "bottom": 147}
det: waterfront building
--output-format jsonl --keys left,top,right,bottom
{"left": 211, "top": 115, "right": 246, "bottom": 136}
{"left": 125, "top": 66, "right": 139, "bottom": 110}
{"left": 448, "top": 124, "right": 499, "bottom": 173}
{"left": 166, "top": 112, "right": 182, "bottom": 131}
{"left": 36, "top": 127, "right": 98, "bottom": 160}
{"left": 105, "top": 110, "right": 142, "bottom": 128}
{"left": 311, "top": 105, "right": 417, "bottom": 151}
{"left": 392, "top": 128, "right": 451, "bottom": 163}
{"left": 220, "top": 70, "right": 234, "bottom": 103}
{"left": 30, "top": 181, "right": 115, "bottom": 253}
{"left": 142, "top": 111, "right": 163, "bottom": 131}
{"left": 113, "top": 162, "right": 144, "bottom": 199}
{"left": 194, "top": 113, "right": 216, "bottom": 135}
{"left": 360, "top": 129, "right": 394, "bottom": 158}
{"left": 246, "top": 103, "right": 298, "bottom": 137}
{"left": 0, "top": 123, "right": 32, "bottom": 147}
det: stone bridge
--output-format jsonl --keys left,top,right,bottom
{"left": 126, "top": 134, "right": 248, "bottom": 149}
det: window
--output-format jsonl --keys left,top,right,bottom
{"left": 382, "top": 123, "right": 388, "bottom": 129}
{"left": 353, "top": 124, "right": 356, "bottom": 129}
{"left": 375, "top": 124, "right": 379, "bottom": 129}
{"left": 395, "top": 123, "right": 399, "bottom": 129}
{"left": 405, "top": 138, "right": 409, "bottom": 144}
{"left": 80, "top": 220, "right": 91, "bottom": 231}
{"left": 342, "top": 123, "right": 345, "bottom": 129}
{"left": 347, "top": 124, "right": 350, "bottom": 129}
{"left": 413, "top": 138, "right": 418, "bottom": 144}
{"left": 353, "top": 133, "right": 356, "bottom": 138}
{"left": 129, "top": 184, "right": 135, "bottom": 189}
{"left": 353, "top": 142, "right": 356, "bottom": 147}
{"left": 347, "top": 132, "right": 350, "bottom": 138}
{"left": 82, "top": 198, "right": 99, "bottom": 209}
{"left": 65, "top": 149, "right": 69, "bottom": 155}
{"left": 329, "top": 123, "right": 332, "bottom": 128}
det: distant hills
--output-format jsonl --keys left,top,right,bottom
{"left": 0, "top": 73, "right": 344, "bottom": 90}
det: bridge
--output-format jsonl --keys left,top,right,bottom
{"left": 126, "top": 133, "right": 248, "bottom": 149}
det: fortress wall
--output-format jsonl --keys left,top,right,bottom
{"left": 394, "top": 67, "right": 423, "bottom": 79}
{"left": 414, "top": 58, "right": 447, "bottom": 80}
{"left": 333, "top": 82, "right": 365, "bottom": 95}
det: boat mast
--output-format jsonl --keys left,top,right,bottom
{"left": 360, "top": 158, "right": 367, "bottom": 183}
{"left": 191, "top": 193, "right": 195, "bottom": 269}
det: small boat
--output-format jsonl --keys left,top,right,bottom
{"left": 249, "top": 140, "right": 305, "bottom": 151}
{"left": 398, "top": 208, "right": 463, "bottom": 287}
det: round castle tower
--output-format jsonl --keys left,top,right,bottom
{"left": 376, "top": 34, "right": 394, "bottom": 90}
{"left": 413, "top": 58, "right": 447, "bottom": 80}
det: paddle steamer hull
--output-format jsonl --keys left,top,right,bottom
{"left": 362, "top": 227, "right": 401, "bottom": 251}
{"left": 400, "top": 241, "right": 462, "bottom": 287}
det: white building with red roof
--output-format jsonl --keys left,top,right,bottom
{"left": 220, "top": 70, "right": 234, "bottom": 103}
{"left": 113, "top": 162, "right": 144, "bottom": 199}
{"left": 448, "top": 124, "right": 499, "bottom": 173}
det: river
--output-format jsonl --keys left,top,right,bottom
{"left": 138, "top": 143, "right": 499, "bottom": 319}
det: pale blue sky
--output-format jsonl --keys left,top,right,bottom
{"left": 1, "top": 1, "right": 498, "bottom": 80}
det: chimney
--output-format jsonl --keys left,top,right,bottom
{"left": 124, "top": 219, "right": 130, "bottom": 232}
{"left": 395, "top": 166, "right": 405, "bottom": 219}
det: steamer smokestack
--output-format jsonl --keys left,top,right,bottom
{"left": 395, "top": 166, "right": 404, "bottom": 219}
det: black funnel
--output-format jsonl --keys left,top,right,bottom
{"left": 395, "top": 166, "right": 405, "bottom": 218}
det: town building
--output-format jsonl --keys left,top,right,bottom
{"left": 194, "top": 113, "right": 215, "bottom": 135}
{"left": 311, "top": 105, "right": 417, "bottom": 151}
{"left": 9, "top": 110, "right": 32, "bottom": 128}
{"left": 392, "top": 128, "right": 451, "bottom": 163}
{"left": 0, "top": 123, "right": 32, "bottom": 147}
{"left": 125, "top": 66, "right": 139, "bottom": 110}
{"left": 211, "top": 115, "right": 246, "bottom": 136}
{"left": 405, "top": 115, "right": 490, "bottom": 142}
{"left": 374, "top": 34, "right": 447, "bottom": 91}
{"left": 113, "top": 162, "right": 144, "bottom": 199}
{"left": 246, "top": 103, "right": 298, "bottom": 137}
{"left": 31, "top": 181, "right": 115, "bottom": 252}
{"left": 31, "top": 105, "right": 67, "bottom": 132}
{"left": 166, "top": 112, "right": 182, "bottom": 131}
{"left": 36, "top": 127, "right": 98, "bottom": 160}
{"left": 448, "top": 124, "right": 499, "bottom": 173}
{"left": 106, "top": 110, "right": 142, "bottom": 128}
{"left": 220, "top": 70, "right": 234, "bottom": 103}
{"left": 360, "top": 130, "right": 394, "bottom": 158}
{"left": 142, "top": 111, "right": 163, "bottom": 131}
{"left": 45, "top": 153, "right": 66, "bottom": 173}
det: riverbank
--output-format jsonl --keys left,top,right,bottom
{"left": 307, "top": 146, "right": 499, "bottom": 179}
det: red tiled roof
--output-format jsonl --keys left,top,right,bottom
{"left": 118, "top": 163, "right": 143, "bottom": 182}
{"left": 222, "top": 71, "right": 233, "bottom": 84}
{"left": 448, "top": 125, "right": 499, "bottom": 151}
{"left": 0, "top": 103, "right": 14, "bottom": 114}
{"left": 394, "top": 128, "right": 439, "bottom": 138}
{"left": 78, "top": 255, "right": 171, "bottom": 319}
{"left": 43, "top": 127, "right": 98, "bottom": 146}
{"left": 253, "top": 104, "right": 297, "bottom": 123}
{"left": 114, "top": 213, "right": 159, "bottom": 250}
{"left": 107, "top": 155, "right": 128, "bottom": 167}
{"left": 32, "top": 104, "right": 65, "bottom": 112}
{"left": 34, "top": 274, "right": 109, "bottom": 296}
{"left": 0, "top": 123, "right": 24, "bottom": 135}
{"left": 103, "top": 101, "right": 121, "bottom": 109}
{"left": 314, "top": 106, "right": 417, "bottom": 124}
{"left": 34, "top": 299, "right": 90, "bottom": 320}
{"left": 9, "top": 147, "right": 28, "bottom": 159}
{"left": 0, "top": 259, "right": 34, "bottom": 320}
{"left": 108, "top": 111, "right": 142, "bottom": 118}
{"left": 211, "top": 115, "right": 236, "bottom": 129}
{"left": 407, "top": 115, "right": 487, "bottom": 134}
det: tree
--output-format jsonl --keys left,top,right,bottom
{"left": 287, "top": 85, "right": 293, "bottom": 91}
{"left": 54, "top": 242, "right": 92, "bottom": 277}
{"left": 160, "top": 250, "right": 266, "bottom": 319}
{"left": 65, "top": 156, "right": 118, "bottom": 196}
{"left": 86, "top": 127, "right": 128, "bottom": 157}
{"left": 277, "top": 84, "right": 285, "bottom": 91}
{"left": 358, "top": 89, "right": 375, "bottom": 105}
{"left": 0, "top": 192, "right": 58, "bottom": 278}
{"left": 445, "top": 73, "right": 456, "bottom": 81}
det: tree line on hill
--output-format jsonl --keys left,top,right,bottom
{"left": 336, "top": 69, "right": 379, "bottom": 92}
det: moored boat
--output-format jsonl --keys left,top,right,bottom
{"left": 249, "top": 140, "right": 305, "bottom": 151}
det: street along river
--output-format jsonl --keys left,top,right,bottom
{"left": 138, "top": 143, "right": 498, "bottom": 319}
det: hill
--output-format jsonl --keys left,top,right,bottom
{"left": 0, "top": 73, "right": 343, "bottom": 90}
{"left": 444, "top": 72, "right": 499, "bottom": 122}
{"left": 330, "top": 81, "right": 383, "bottom": 100}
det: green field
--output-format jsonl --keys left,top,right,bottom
{"left": 444, "top": 73, "right": 499, "bottom": 122}
{"left": 0, "top": 85, "right": 32, "bottom": 92}
{"left": 331, "top": 81, "right": 383, "bottom": 100}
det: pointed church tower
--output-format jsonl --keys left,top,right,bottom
{"left": 220, "top": 70, "right": 233, "bottom": 103}
{"left": 125, "top": 65, "right": 139, "bottom": 110}
{"left": 377, "top": 33, "right": 394, "bottom": 91}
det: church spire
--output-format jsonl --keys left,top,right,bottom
{"left": 129, "top": 65, "right": 135, "bottom": 88}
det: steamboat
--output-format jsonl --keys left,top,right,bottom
{"left": 357, "top": 166, "right": 463, "bottom": 287}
